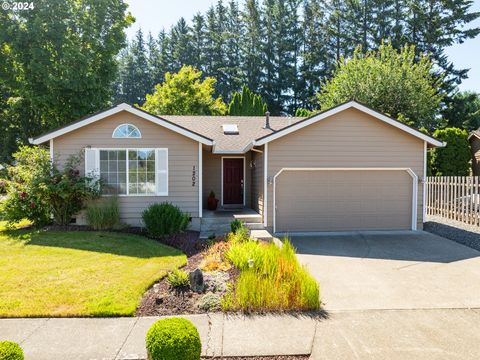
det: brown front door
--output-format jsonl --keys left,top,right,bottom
{"left": 223, "top": 158, "right": 244, "bottom": 205}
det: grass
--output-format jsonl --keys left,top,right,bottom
{"left": 222, "top": 232, "right": 320, "bottom": 312}
{"left": 0, "top": 221, "right": 186, "bottom": 317}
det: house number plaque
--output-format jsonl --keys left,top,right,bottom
{"left": 192, "top": 165, "right": 196, "bottom": 186}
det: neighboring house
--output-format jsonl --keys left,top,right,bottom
{"left": 468, "top": 130, "right": 480, "bottom": 175}
{"left": 30, "top": 101, "right": 444, "bottom": 233}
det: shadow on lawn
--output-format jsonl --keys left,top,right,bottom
{"left": 2, "top": 226, "right": 185, "bottom": 259}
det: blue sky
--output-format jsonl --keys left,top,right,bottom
{"left": 125, "top": 0, "right": 480, "bottom": 93}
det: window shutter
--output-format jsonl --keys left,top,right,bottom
{"left": 84, "top": 148, "right": 99, "bottom": 180}
{"left": 156, "top": 148, "right": 168, "bottom": 196}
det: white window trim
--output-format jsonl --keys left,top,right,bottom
{"left": 272, "top": 167, "right": 418, "bottom": 234}
{"left": 112, "top": 123, "right": 142, "bottom": 139}
{"left": 221, "top": 156, "right": 246, "bottom": 207}
{"left": 90, "top": 147, "right": 168, "bottom": 197}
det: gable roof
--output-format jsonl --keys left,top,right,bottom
{"left": 29, "top": 103, "right": 214, "bottom": 146}
{"left": 253, "top": 100, "right": 445, "bottom": 148}
{"left": 30, "top": 100, "right": 445, "bottom": 151}
{"left": 162, "top": 115, "right": 305, "bottom": 153}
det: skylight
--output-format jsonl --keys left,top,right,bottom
{"left": 222, "top": 124, "right": 239, "bottom": 135}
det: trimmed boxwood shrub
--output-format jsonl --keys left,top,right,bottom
{"left": 146, "top": 318, "right": 201, "bottom": 360}
{"left": 0, "top": 341, "right": 24, "bottom": 360}
{"left": 142, "top": 202, "right": 189, "bottom": 238}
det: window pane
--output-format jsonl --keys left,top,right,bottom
{"left": 147, "top": 161, "right": 155, "bottom": 172}
{"left": 118, "top": 150, "right": 126, "bottom": 160}
{"left": 100, "top": 151, "right": 108, "bottom": 160}
{"left": 138, "top": 160, "right": 146, "bottom": 170}
{"left": 108, "top": 161, "right": 117, "bottom": 172}
{"left": 100, "top": 160, "right": 108, "bottom": 172}
{"left": 138, "top": 150, "right": 147, "bottom": 160}
{"left": 128, "top": 150, "right": 137, "bottom": 160}
{"left": 129, "top": 183, "right": 137, "bottom": 194}
{"left": 129, "top": 160, "right": 137, "bottom": 170}
{"left": 147, "top": 150, "right": 155, "bottom": 160}
{"left": 118, "top": 160, "right": 126, "bottom": 172}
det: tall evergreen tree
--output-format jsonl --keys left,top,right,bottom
{"left": 170, "top": 18, "right": 194, "bottom": 69}
{"left": 191, "top": 14, "right": 207, "bottom": 71}
{"left": 241, "top": 0, "right": 264, "bottom": 93}
{"left": 228, "top": 85, "right": 268, "bottom": 115}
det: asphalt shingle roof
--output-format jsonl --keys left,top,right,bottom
{"left": 161, "top": 115, "right": 306, "bottom": 153}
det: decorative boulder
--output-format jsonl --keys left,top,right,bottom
{"left": 189, "top": 268, "right": 204, "bottom": 293}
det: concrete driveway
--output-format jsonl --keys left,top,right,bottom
{"left": 290, "top": 231, "right": 480, "bottom": 311}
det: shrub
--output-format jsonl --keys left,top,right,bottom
{"left": 0, "top": 341, "right": 24, "bottom": 360}
{"left": 167, "top": 269, "right": 190, "bottom": 289}
{"left": 3, "top": 147, "right": 100, "bottom": 226}
{"left": 142, "top": 202, "right": 189, "bottom": 238}
{"left": 145, "top": 317, "right": 201, "bottom": 360}
{"left": 226, "top": 224, "right": 249, "bottom": 243}
{"left": 200, "top": 241, "right": 231, "bottom": 272}
{"left": 197, "top": 292, "right": 221, "bottom": 311}
{"left": 86, "top": 196, "right": 121, "bottom": 230}
{"left": 230, "top": 219, "right": 243, "bottom": 233}
{"left": 223, "top": 238, "right": 320, "bottom": 312}
{"left": 430, "top": 127, "right": 470, "bottom": 176}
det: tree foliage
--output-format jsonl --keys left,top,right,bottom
{"left": 0, "top": 0, "right": 133, "bottom": 162}
{"left": 228, "top": 86, "right": 267, "bottom": 115}
{"left": 113, "top": 0, "right": 479, "bottom": 115}
{"left": 318, "top": 43, "right": 444, "bottom": 129}
{"left": 430, "top": 128, "right": 471, "bottom": 176}
{"left": 142, "top": 66, "right": 227, "bottom": 116}
{"left": 442, "top": 91, "right": 480, "bottom": 131}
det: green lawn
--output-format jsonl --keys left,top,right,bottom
{"left": 0, "top": 221, "right": 186, "bottom": 317}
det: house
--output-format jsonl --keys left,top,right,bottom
{"left": 468, "top": 130, "right": 480, "bottom": 175}
{"left": 30, "top": 101, "right": 444, "bottom": 234}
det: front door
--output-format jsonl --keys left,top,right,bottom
{"left": 223, "top": 158, "right": 244, "bottom": 205}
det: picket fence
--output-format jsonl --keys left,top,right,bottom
{"left": 426, "top": 176, "right": 480, "bottom": 226}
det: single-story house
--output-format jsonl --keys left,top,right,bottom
{"left": 30, "top": 100, "right": 445, "bottom": 234}
{"left": 468, "top": 130, "right": 480, "bottom": 175}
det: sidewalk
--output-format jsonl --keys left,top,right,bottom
{"left": 1, "top": 309, "right": 479, "bottom": 359}
{"left": 0, "top": 314, "right": 318, "bottom": 360}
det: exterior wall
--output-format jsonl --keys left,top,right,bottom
{"left": 250, "top": 148, "right": 264, "bottom": 215}
{"left": 470, "top": 138, "right": 480, "bottom": 176}
{"left": 202, "top": 151, "right": 252, "bottom": 208}
{"left": 265, "top": 108, "right": 425, "bottom": 231}
{"left": 52, "top": 111, "right": 200, "bottom": 227}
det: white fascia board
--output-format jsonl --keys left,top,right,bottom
{"left": 30, "top": 103, "right": 213, "bottom": 146}
{"left": 253, "top": 101, "right": 446, "bottom": 148}
{"left": 468, "top": 132, "right": 480, "bottom": 141}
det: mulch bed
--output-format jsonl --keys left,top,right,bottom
{"left": 136, "top": 248, "right": 207, "bottom": 316}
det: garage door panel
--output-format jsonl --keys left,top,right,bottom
{"left": 276, "top": 170, "right": 412, "bottom": 232}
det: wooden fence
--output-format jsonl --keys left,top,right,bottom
{"left": 426, "top": 176, "right": 480, "bottom": 226}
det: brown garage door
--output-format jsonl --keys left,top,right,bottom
{"left": 275, "top": 170, "right": 413, "bottom": 232}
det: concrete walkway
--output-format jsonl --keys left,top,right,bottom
{"left": 0, "top": 314, "right": 318, "bottom": 360}
{"left": 1, "top": 310, "right": 480, "bottom": 359}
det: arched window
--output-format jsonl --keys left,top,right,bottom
{"left": 112, "top": 124, "right": 141, "bottom": 138}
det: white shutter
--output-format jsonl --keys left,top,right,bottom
{"left": 84, "top": 148, "right": 99, "bottom": 180}
{"left": 156, "top": 148, "right": 168, "bottom": 196}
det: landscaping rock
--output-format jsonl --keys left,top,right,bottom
{"left": 197, "top": 292, "right": 221, "bottom": 311}
{"left": 189, "top": 268, "right": 205, "bottom": 293}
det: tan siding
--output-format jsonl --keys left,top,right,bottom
{"left": 266, "top": 108, "right": 425, "bottom": 231}
{"left": 52, "top": 111, "right": 199, "bottom": 226}
{"left": 250, "top": 149, "right": 264, "bottom": 215}
{"left": 202, "top": 152, "right": 252, "bottom": 208}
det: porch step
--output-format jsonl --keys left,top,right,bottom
{"left": 199, "top": 222, "right": 265, "bottom": 239}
